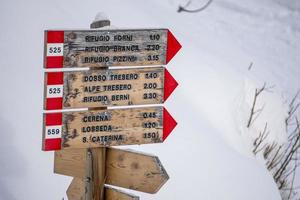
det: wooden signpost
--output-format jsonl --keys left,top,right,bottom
{"left": 42, "top": 106, "right": 177, "bottom": 151}
{"left": 55, "top": 148, "right": 169, "bottom": 194}
{"left": 44, "top": 67, "right": 178, "bottom": 110}
{"left": 44, "top": 29, "right": 181, "bottom": 69}
{"left": 42, "top": 17, "right": 181, "bottom": 200}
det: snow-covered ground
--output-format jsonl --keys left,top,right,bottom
{"left": 0, "top": 0, "right": 299, "bottom": 199}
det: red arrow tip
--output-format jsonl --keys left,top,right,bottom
{"left": 163, "top": 108, "right": 177, "bottom": 141}
{"left": 164, "top": 69, "right": 178, "bottom": 101}
{"left": 166, "top": 30, "right": 182, "bottom": 64}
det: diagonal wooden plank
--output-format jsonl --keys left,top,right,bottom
{"left": 105, "top": 186, "right": 139, "bottom": 200}
{"left": 66, "top": 178, "right": 139, "bottom": 200}
{"left": 66, "top": 178, "right": 85, "bottom": 200}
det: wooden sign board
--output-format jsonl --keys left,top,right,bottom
{"left": 67, "top": 178, "right": 139, "bottom": 200}
{"left": 105, "top": 148, "right": 169, "bottom": 194}
{"left": 43, "top": 106, "right": 177, "bottom": 151}
{"left": 44, "top": 29, "right": 181, "bottom": 68}
{"left": 44, "top": 67, "right": 178, "bottom": 110}
{"left": 55, "top": 148, "right": 169, "bottom": 194}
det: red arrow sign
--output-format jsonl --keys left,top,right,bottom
{"left": 164, "top": 67, "right": 178, "bottom": 101}
{"left": 43, "top": 106, "right": 177, "bottom": 151}
{"left": 163, "top": 107, "right": 177, "bottom": 141}
{"left": 44, "top": 29, "right": 181, "bottom": 68}
{"left": 166, "top": 30, "right": 182, "bottom": 64}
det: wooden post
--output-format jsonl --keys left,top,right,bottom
{"left": 84, "top": 16, "right": 110, "bottom": 200}
{"left": 86, "top": 148, "right": 106, "bottom": 200}
{"left": 85, "top": 149, "right": 92, "bottom": 200}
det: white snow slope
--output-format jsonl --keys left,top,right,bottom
{"left": 0, "top": 0, "right": 299, "bottom": 199}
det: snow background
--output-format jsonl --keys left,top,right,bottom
{"left": 0, "top": 0, "right": 299, "bottom": 199}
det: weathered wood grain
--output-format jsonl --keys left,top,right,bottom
{"left": 106, "top": 148, "right": 169, "bottom": 194}
{"left": 61, "top": 67, "right": 164, "bottom": 109}
{"left": 45, "top": 29, "right": 168, "bottom": 68}
{"left": 54, "top": 148, "right": 86, "bottom": 178}
{"left": 44, "top": 106, "right": 164, "bottom": 150}
{"left": 90, "top": 148, "right": 106, "bottom": 200}
{"left": 58, "top": 149, "right": 106, "bottom": 199}
{"left": 55, "top": 148, "right": 169, "bottom": 194}
{"left": 62, "top": 106, "right": 163, "bottom": 149}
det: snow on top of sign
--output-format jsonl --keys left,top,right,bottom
{"left": 93, "top": 12, "right": 109, "bottom": 22}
